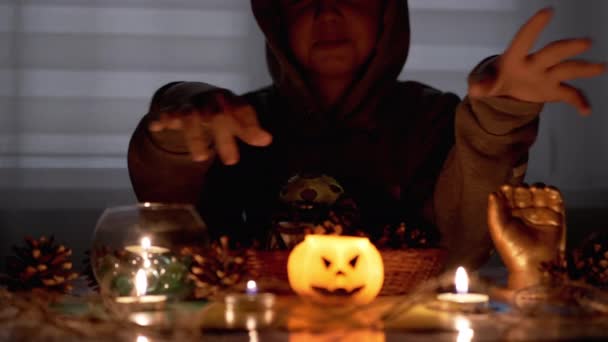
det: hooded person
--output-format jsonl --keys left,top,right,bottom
{"left": 128, "top": 0, "right": 602, "bottom": 269}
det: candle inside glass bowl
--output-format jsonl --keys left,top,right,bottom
{"left": 125, "top": 236, "right": 170, "bottom": 256}
{"left": 92, "top": 203, "right": 209, "bottom": 302}
{"left": 435, "top": 267, "right": 489, "bottom": 313}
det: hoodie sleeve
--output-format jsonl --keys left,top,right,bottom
{"left": 127, "top": 81, "right": 220, "bottom": 204}
{"left": 433, "top": 58, "right": 542, "bottom": 269}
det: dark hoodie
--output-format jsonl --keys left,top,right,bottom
{"left": 128, "top": 0, "right": 542, "bottom": 268}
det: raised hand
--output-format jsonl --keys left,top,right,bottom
{"left": 488, "top": 183, "right": 566, "bottom": 289}
{"left": 469, "top": 7, "right": 606, "bottom": 115}
{"left": 148, "top": 89, "right": 272, "bottom": 165}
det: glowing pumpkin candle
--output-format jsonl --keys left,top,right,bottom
{"left": 287, "top": 235, "right": 384, "bottom": 305}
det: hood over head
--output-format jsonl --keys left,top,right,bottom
{"left": 251, "top": 0, "right": 410, "bottom": 129}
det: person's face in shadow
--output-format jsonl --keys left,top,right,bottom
{"left": 280, "top": 0, "right": 383, "bottom": 79}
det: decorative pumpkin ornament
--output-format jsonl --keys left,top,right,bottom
{"left": 287, "top": 235, "right": 384, "bottom": 305}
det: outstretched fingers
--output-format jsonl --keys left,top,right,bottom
{"left": 548, "top": 60, "right": 606, "bottom": 81}
{"left": 182, "top": 113, "right": 213, "bottom": 162}
{"left": 210, "top": 114, "right": 240, "bottom": 165}
{"left": 233, "top": 104, "right": 273, "bottom": 147}
{"left": 532, "top": 38, "right": 592, "bottom": 67}
{"left": 503, "top": 7, "right": 555, "bottom": 62}
{"left": 555, "top": 83, "right": 591, "bottom": 115}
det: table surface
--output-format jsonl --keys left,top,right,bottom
{"left": 2, "top": 286, "right": 608, "bottom": 342}
{"left": 2, "top": 265, "right": 608, "bottom": 342}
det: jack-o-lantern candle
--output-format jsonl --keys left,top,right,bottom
{"left": 287, "top": 235, "right": 384, "bottom": 305}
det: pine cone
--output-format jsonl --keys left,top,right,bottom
{"left": 181, "top": 236, "right": 250, "bottom": 299}
{"left": 572, "top": 232, "right": 608, "bottom": 288}
{"left": 5, "top": 236, "right": 79, "bottom": 293}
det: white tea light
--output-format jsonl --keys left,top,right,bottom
{"left": 223, "top": 280, "right": 277, "bottom": 330}
{"left": 435, "top": 267, "right": 489, "bottom": 312}
{"left": 225, "top": 280, "right": 276, "bottom": 312}
{"left": 125, "top": 236, "right": 170, "bottom": 255}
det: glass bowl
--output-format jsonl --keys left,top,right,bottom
{"left": 91, "top": 203, "right": 209, "bottom": 302}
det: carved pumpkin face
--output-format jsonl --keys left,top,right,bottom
{"left": 287, "top": 235, "right": 384, "bottom": 305}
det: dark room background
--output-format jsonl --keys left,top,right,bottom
{"left": 1, "top": 0, "right": 606, "bottom": 270}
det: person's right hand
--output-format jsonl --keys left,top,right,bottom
{"left": 148, "top": 89, "right": 273, "bottom": 165}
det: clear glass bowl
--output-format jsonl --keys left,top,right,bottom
{"left": 91, "top": 203, "right": 209, "bottom": 301}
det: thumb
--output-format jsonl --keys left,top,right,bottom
{"left": 468, "top": 78, "right": 498, "bottom": 98}
{"left": 488, "top": 192, "right": 511, "bottom": 240}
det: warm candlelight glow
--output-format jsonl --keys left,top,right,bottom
{"left": 246, "top": 316, "right": 257, "bottom": 331}
{"left": 135, "top": 269, "right": 147, "bottom": 296}
{"left": 125, "top": 237, "right": 169, "bottom": 255}
{"left": 246, "top": 280, "right": 258, "bottom": 295}
{"left": 455, "top": 267, "right": 469, "bottom": 294}
{"left": 455, "top": 317, "right": 474, "bottom": 342}
{"left": 287, "top": 235, "right": 384, "bottom": 305}
{"left": 435, "top": 266, "right": 489, "bottom": 312}
{"left": 136, "top": 335, "right": 149, "bottom": 342}
{"left": 141, "top": 237, "right": 151, "bottom": 250}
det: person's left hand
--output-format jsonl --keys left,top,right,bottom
{"left": 468, "top": 7, "right": 606, "bottom": 115}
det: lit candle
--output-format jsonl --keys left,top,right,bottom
{"left": 125, "top": 236, "right": 169, "bottom": 255}
{"left": 435, "top": 267, "right": 489, "bottom": 312}
{"left": 223, "top": 280, "right": 276, "bottom": 330}
{"left": 246, "top": 280, "right": 258, "bottom": 296}
{"left": 225, "top": 280, "right": 276, "bottom": 311}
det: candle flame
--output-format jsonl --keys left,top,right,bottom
{"left": 141, "top": 237, "right": 151, "bottom": 250}
{"left": 136, "top": 336, "right": 149, "bottom": 342}
{"left": 135, "top": 269, "right": 147, "bottom": 296}
{"left": 455, "top": 266, "right": 469, "bottom": 294}
{"left": 246, "top": 280, "right": 258, "bottom": 295}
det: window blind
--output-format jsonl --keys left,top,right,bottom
{"left": 1, "top": 0, "right": 606, "bottom": 209}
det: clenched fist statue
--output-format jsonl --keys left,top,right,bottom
{"left": 488, "top": 183, "right": 566, "bottom": 290}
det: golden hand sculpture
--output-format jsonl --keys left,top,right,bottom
{"left": 488, "top": 183, "right": 566, "bottom": 290}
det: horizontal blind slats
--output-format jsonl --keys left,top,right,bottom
{"left": 9, "top": 6, "right": 252, "bottom": 37}
{"left": 1, "top": 1, "right": 523, "bottom": 193}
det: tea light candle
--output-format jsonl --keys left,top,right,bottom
{"left": 223, "top": 280, "right": 276, "bottom": 330}
{"left": 225, "top": 280, "right": 276, "bottom": 312}
{"left": 435, "top": 267, "right": 489, "bottom": 312}
{"left": 125, "top": 236, "right": 169, "bottom": 256}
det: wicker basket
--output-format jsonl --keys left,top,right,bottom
{"left": 247, "top": 248, "right": 447, "bottom": 296}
